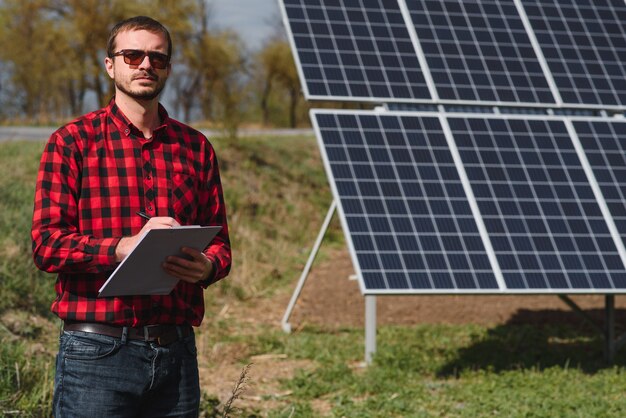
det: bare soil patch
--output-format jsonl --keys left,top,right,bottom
{"left": 287, "top": 249, "right": 626, "bottom": 329}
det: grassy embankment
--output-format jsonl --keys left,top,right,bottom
{"left": 1, "top": 136, "right": 626, "bottom": 417}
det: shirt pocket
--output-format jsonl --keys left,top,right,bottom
{"left": 169, "top": 171, "right": 199, "bottom": 223}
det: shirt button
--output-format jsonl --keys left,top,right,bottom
{"left": 148, "top": 206, "right": 153, "bottom": 211}
{"left": 146, "top": 175, "right": 151, "bottom": 180}
{"left": 124, "top": 129, "right": 130, "bottom": 135}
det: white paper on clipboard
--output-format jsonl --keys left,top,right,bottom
{"left": 98, "top": 226, "right": 222, "bottom": 297}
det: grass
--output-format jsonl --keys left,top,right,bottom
{"left": 195, "top": 312, "right": 626, "bottom": 417}
{"left": 2, "top": 136, "right": 626, "bottom": 417}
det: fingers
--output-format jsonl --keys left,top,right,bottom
{"left": 139, "top": 217, "right": 180, "bottom": 235}
{"left": 145, "top": 216, "right": 181, "bottom": 229}
{"left": 163, "top": 249, "right": 213, "bottom": 284}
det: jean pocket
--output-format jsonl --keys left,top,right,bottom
{"left": 62, "top": 331, "right": 121, "bottom": 361}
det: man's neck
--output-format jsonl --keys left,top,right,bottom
{"left": 114, "top": 93, "right": 161, "bottom": 139}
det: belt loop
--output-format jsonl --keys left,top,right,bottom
{"left": 121, "top": 327, "right": 128, "bottom": 345}
{"left": 144, "top": 326, "right": 150, "bottom": 342}
{"left": 176, "top": 325, "right": 183, "bottom": 339}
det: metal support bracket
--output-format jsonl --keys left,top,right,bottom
{"left": 281, "top": 200, "right": 337, "bottom": 333}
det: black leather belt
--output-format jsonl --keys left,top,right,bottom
{"left": 63, "top": 322, "right": 192, "bottom": 346}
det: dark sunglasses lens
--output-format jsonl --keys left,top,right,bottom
{"left": 148, "top": 53, "right": 169, "bottom": 69}
{"left": 123, "top": 51, "right": 146, "bottom": 65}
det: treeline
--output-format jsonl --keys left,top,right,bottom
{"left": 0, "top": 0, "right": 307, "bottom": 130}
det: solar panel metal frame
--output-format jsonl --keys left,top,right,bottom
{"left": 312, "top": 108, "right": 626, "bottom": 295}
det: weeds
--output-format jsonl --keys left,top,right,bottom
{"left": 221, "top": 363, "right": 252, "bottom": 417}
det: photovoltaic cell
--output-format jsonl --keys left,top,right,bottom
{"left": 313, "top": 111, "right": 499, "bottom": 292}
{"left": 450, "top": 116, "right": 626, "bottom": 290}
{"left": 573, "top": 120, "right": 626, "bottom": 252}
{"left": 522, "top": 0, "right": 626, "bottom": 107}
{"left": 281, "top": 0, "right": 431, "bottom": 101}
{"left": 407, "top": 0, "right": 555, "bottom": 104}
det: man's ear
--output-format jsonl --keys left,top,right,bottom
{"left": 104, "top": 57, "right": 115, "bottom": 79}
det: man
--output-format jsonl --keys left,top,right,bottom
{"left": 31, "top": 16, "right": 231, "bottom": 417}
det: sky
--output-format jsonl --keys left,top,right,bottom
{"left": 208, "top": 0, "right": 283, "bottom": 50}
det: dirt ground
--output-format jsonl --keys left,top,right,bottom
{"left": 198, "top": 248, "right": 626, "bottom": 414}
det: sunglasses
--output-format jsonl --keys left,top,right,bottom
{"left": 110, "top": 49, "right": 170, "bottom": 69}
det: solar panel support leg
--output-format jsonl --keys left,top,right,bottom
{"left": 281, "top": 200, "right": 337, "bottom": 333}
{"left": 605, "top": 295, "right": 615, "bottom": 364}
{"left": 365, "top": 295, "right": 377, "bottom": 365}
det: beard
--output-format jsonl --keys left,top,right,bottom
{"left": 115, "top": 71, "right": 167, "bottom": 101}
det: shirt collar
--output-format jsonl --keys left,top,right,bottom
{"left": 106, "top": 97, "right": 170, "bottom": 139}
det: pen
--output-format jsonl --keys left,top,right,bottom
{"left": 136, "top": 211, "right": 152, "bottom": 221}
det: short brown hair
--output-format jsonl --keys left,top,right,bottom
{"left": 107, "top": 16, "right": 172, "bottom": 58}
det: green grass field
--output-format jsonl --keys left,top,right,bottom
{"left": 2, "top": 137, "right": 626, "bottom": 417}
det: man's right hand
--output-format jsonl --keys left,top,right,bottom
{"left": 115, "top": 217, "right": 181, "bottom": 262}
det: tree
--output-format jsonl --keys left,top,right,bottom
{"left": 255, "top": 38, "right": 302, "bottom": 128}
{"left": 0, "top": 0, "right": 248, "bottom": 127}
{"left": 173, "top": 0, "right": 248, "bottom": 135}
{"left": 0, "top": 0, "right": 73, "bottom": 120}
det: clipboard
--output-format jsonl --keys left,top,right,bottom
{"left": 98, "top": 226, "right": 222, "bottom": 297}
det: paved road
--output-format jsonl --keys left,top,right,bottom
{"left": 0, "top": 126, "right": 313, "bottom": 142}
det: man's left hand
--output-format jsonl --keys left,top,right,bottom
{"left": 163, "top": 247, "right": 214, "bottom": 284}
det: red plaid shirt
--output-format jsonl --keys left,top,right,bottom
{"left": 31, "top": 99, "right": 231, "bottom": 326}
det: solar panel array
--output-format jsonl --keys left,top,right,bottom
{"left": 280, "top": 0, "right": 626, "bottom": 109}
{"left": 313, "top": 110, "right": 626, "bottom": 293}
{"left": 281, "top": 1, "right": 626, "bottom": 294}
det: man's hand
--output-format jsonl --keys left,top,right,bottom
{"left": 162, "top": 247, "right": 215, "bottom": 284}
{"left": 115, "top": 217, "right": 180, "bottom": 262}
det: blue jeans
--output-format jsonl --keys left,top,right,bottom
{"left": 53, "top": 329, "right": 200, "bottom": 417}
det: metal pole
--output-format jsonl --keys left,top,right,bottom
{"left": 605, "top": 294, "right": 615, "bottom": 364}
{"left": 281, "top": 201, "right": 337, "bottom": 333}
{"left": 365, "top": 295, "right": 377, "bottom": 365}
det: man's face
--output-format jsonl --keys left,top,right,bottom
{"left": 105, "top": 29, "right": 171, "bottom": 102}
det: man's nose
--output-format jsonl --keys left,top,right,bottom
{"left": 138, "top": 54, "right": 152, "bottom": 70}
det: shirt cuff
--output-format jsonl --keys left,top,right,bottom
{"left": 198, "top": 255, "right": 219, "bottom": 288}
{"left": 95, "top": 237, "right": 123, "bottom": 270}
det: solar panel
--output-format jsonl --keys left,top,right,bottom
{"left": 521, "top": 0, "right": 626, "bottom": 108}
{"left": 573, "top": 119, "right": 626, "bottom": 250}
{"left": 312, "top": 110, "right": 626, "bottom": 294}
{"left": 312, "top": 110, "right": 499, "bottom": 293}
{"left": 406, "top": 0, "right": 555, "bottom": 104}
{"left": 280, "top": 0, "right": 432, "bottom": 101}
{"left": 450, "top": 115, "right": 626, "bottom": 291}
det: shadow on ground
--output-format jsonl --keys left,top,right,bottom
{"left": 437, "top": 308, "right": 626, "bottom": 376}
